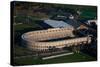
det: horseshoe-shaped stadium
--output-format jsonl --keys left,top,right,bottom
{"left": 21, "top": 28, "right": 91, "bottom": 51}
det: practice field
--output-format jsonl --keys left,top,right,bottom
{"left": 13, "top": 52, "right": 96, "bottom": 66}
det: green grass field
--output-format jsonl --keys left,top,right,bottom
{"left": 13, "top": 52, "right": 96, "bottom": 66}
{"left": 80, "top": 10, "right": 96, "bottom": 19}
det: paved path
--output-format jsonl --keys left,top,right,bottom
{"left": 42, "top": 52, "right": 74, "bottom": 60}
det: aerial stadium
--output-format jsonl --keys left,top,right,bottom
{"left": 11, "top": 1, "right": 97, "bottom": 65}
{"left": 21, "top": 27, "right": 91, "bottom": 52}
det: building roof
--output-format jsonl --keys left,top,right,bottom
{"left": 64, "top": 19, "right": 83, "bottom": 29}
{"left": 44, "top": 19, "right": 73, "bottom": 29}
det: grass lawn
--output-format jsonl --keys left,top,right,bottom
{"left": 80, "top": 11, "right": 96, "bottom": 19}
{"left": 13, "top": 52, "right": 97, "bottom": 66}
{"left": 14, "top": 23, "right": 42, "bottom": 31}
{"left": 79, "top": 7, "right": 97, "bottom": 19}
{"left": 42, "top": 53, "right": 96, "bottom": 64}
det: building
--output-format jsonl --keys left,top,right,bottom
{"left": 43, "top": 19, "right": 87, "bottom": 30}
{"left": 44, "top": 19, "right": 74, "bottom": 29}
{"left": 22, "top": 28, "right": 91, "bottom": 52}
{"left": 79, "top": 19, "right": 97, "bottom": 25}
